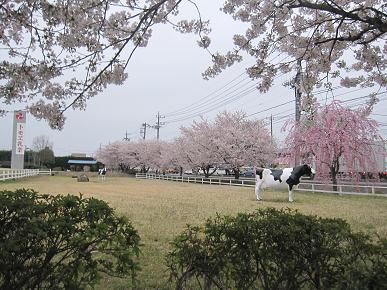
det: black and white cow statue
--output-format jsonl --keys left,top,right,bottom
{"left": 98, "top": 167, "right": 107, "bottom": 181}
{"left": 255, "top": 164, "right": 315, "bottom": 202}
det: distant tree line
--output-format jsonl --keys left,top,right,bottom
{"left": 96, "top": 107, "right": 385, "bottom": 185}
{"left": 96, "top": 111, "right": 275, "bottom": 180}
{"left": 0, "top": 151, "right": 101, "bottom": 171}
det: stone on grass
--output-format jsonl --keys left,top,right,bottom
{"left": 77, "top": 174, "right": 89, "bottom": 182}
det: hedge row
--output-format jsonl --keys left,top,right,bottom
{"left": 167, "top": 208, "right": 387, "bottom": 289}
{"left": 0, "top": 189, "right": 140, "bottom": 289}
{"left": 1, "top": 189, "right": 386, "bottom": 289}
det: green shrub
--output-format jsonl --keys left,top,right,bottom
{"left": 0, "top": 189, "right": 141, "bottom": 290}
{"left": 167, "top": 208, "right": 386, "bottom": 290}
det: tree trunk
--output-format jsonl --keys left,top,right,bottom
{"left": 330, "top": 161, "right": 340, "bottom": 193}
{"left": 332, "top": 173, "right": 338, "bottom": 192}
{"left": 233, "top": 168, "right": 240, "bottom": 180}
{"left": 202, "top": 165, "right": 210, "bottom": 178}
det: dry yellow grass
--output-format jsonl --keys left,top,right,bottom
{"left": 1, "top": 175, "right": 386, "bottom": 289}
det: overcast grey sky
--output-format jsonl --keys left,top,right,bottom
{"left": 1, "top": 1, "right": 386, "bottom": 156}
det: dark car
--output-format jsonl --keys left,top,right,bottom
{"left": 243, "top": 169, "right": 255, "bottom": 177}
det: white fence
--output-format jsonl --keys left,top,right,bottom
{"left": 2, "top": 170, "right": 386, "bottom": 197}
{"left": 136, "top": 173, "right": 387, "bottom": 197}
{"left": 0, "top": 169, "right": 52, "bottom": 181}
{"left": 136, "top": 173, "right": 255, "bottom": 187}
{"left": 296, "top": 181, "right": 387, "bottom": 196}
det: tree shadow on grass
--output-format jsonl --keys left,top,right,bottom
{"left": 252, "top": 190, "right": 299, "bottom": 204}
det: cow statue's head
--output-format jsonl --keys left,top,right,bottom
{"left": 302, "top": 164, "right": 316, "bottom": 179}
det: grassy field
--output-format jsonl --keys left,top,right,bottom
{"left": 1, "top": 175, "right": 387, "bottom": 289}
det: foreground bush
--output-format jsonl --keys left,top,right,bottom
{"left": 0, "top": 189, "right": 141, "bottom": 290}
{"left": 167, "top": 208, "right": 387, "bottom": 290}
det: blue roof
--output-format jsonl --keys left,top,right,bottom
{"left": 68, "top": 160, "right": 97, "bottom": 165}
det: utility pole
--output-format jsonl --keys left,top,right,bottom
{"left": 295, "top": 59, "right": 302, "bottom": 123}
{"left": 270, "top": 114, "right": 273, "bottom": 140}
{"left": 154, "top": 112, "right": 165, "bottom": 140}
{"left": 140, "top": 123, "right": 148, "bottom": 139}
{"left": 123, "top": 131, "right": 130, "bottom": 141}
{"left": 294, "top": 59, "right": 302, "bottom": 166}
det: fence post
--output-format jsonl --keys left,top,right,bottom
{"left": 372, "top": 186, "right": 375, "bottom": 194}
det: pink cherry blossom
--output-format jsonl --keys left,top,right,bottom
{"left": 0, "top": 0, "right": 208, "bottom": 128}
{"left": 1, "top": 1, "right": 385, "bottom": 128}
{"left": 283, "top": 100, "right": 385, "bottom": 189}
{"left": 202, "top": 0, "right": 386, "bottom": 98}
{"left": 178, "top": 111, "right": 276, "bottom": 178}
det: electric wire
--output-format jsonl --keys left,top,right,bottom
{"left": 162, "top": 54, "right": 293, "bottom": 120}
{"left": 163, "top": 71, "right": 249, "bottom": 117}
{"left": 164, "top": 70, "right": 293, "bottom": 123}
{"left": 270, "top": 94, "right": 387, "bottom": 127}
{"left": 164, "top": 77, "right": 255, "bottom": 119}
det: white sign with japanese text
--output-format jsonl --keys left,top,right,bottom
{"left": 11, "top": 110, "right": 26, "bottom": 169}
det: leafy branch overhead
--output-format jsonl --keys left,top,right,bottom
{"left": 1, "top": 0, "right": 385, "bottom": 128}
{"left": 203, "top": 0, "right": 386, "bottom": 95}
{"left": 0, "top": 0, "right": 208, "bottom": 128}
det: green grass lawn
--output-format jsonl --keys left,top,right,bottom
{"left": 1, "top": 175, "right": 386, "bottom": 289}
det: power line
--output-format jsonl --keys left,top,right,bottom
{"left": 164, "top": 85, "right": 260, "bottom": 124}
{"left": 256, "top": 86, "right": 345, "bottom": 120}
{"left": 163, "top": 72, "right": 249, "bottom": 117}
{"left": 164, "top": 87, "right": 386, "bottom": 129}
{"left": 164, "top": 70, "right": 292, "bottom": 124}
{"left": 270, "top": 94, "right": 387, "bottom": 127}
{"left": 163, "top": 54, "right": 292, "bottom": 118}
{"left": 164, "top": 78, "right": 255, "bottom": 121}
{"left": 162, "top": 66, "right": 294, "bottom": 123}
{"left": 249, "top": 90, "right": 387, "bottom": 120}
{"left": 247, "top": 100, "right": 294, "bottom": 118}
{"left": 148, "top": 50, "right": 385, "bottom": 136}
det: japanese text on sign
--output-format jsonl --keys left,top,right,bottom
{"left": 16, "top": 123, "right": 25, "bottom": 155}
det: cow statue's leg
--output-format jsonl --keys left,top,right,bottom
{"left": 288, "top": 184, "right": 294, "bottom": 202}
{"left": 255, "top": 181, "right": 263, "bottom": 201}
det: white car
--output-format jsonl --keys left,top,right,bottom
{"left": 215, "top": 169, "right": 226, "bottom": 175}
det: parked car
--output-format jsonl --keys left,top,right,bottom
{"left": 214, "top": 169, "right": 226, "bottom": 175}
{"left": 243, "top": 167, "right": 255, "bottom": 177}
